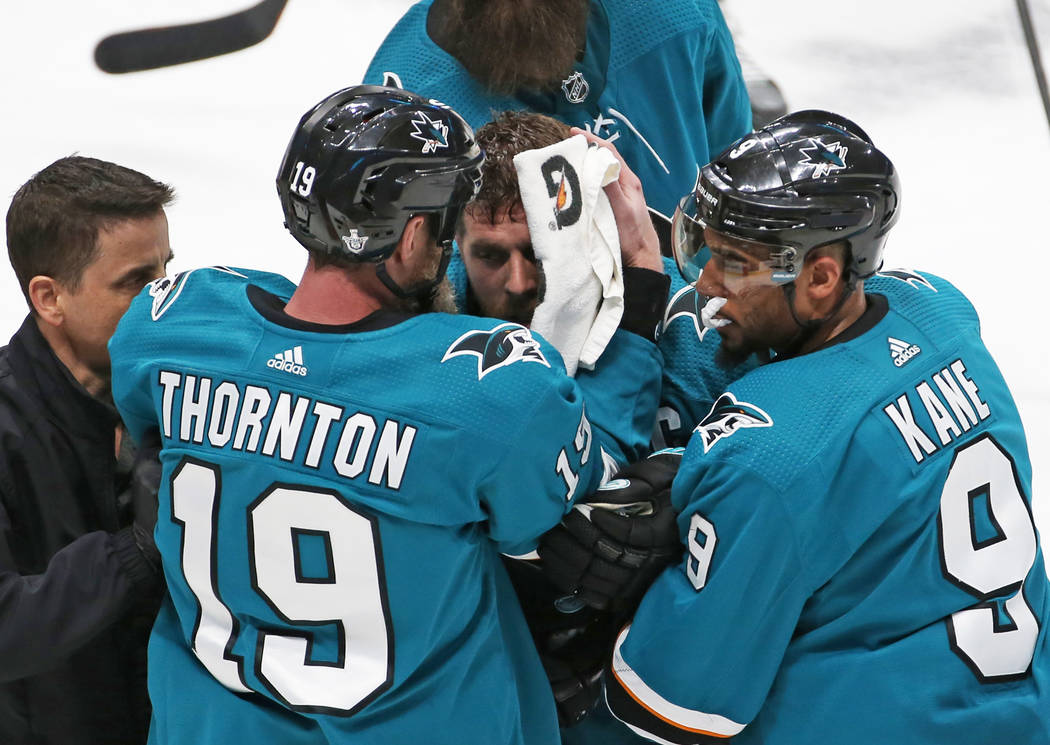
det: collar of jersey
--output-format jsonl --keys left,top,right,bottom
{"left": 246, "top": 284, "right": 413, "bottom": 334}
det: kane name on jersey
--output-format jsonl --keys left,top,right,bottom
{"left": 884, "top": 358, "right": 991, "bottom": 463}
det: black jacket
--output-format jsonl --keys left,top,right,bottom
{"left": 0, "top": 317, "right": 160, "bottom": 745}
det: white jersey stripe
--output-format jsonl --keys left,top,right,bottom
{"left": 611, "top": 625, "right": 745, "bottom": 738}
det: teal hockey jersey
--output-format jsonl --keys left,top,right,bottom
{"left": 607, "top": 270, "right": 1050, "bottom": 744}
{"left": 109, "top": 267, "right": 617, "bottom": 744}
{"left": 363, "top": 0, "right": 753, "bottom": 217}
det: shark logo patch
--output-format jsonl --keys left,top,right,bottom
{"left": 442, "top": 323, "right": 551, "bottom": 379}
{"left": 877, "top": 268, "right": 937, "bottom": 292}
{"left": 148, "top": 266, "right": 247, "bottom": 321}
{"left": 663, "top": 285, "right": 710, "bottom": 341}
{"left": 694, "top": 392, "right": 773, "bottom": 453}
{"left": 799, "top": 138, "right": 848, "bottom": 179}
{"left": 409, "top": 111, "right": 449, "bottom": 154}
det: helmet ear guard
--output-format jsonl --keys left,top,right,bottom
{"left": 277, "top": 85, "right": 484, "bottom": 271}
{"left": 676, "top": 109, "right": 900, "bottom": 286}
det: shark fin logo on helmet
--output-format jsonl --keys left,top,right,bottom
{"left": 694, "top": 392, "right": 773, "bottom": 453}
{"left": 409, "top": 111, "right": 449, "bottom": 154}
{"left": 877, "top": 268, "right": 937, "bottom": 292}
{"left": 798, "top": 138, "right": 848, "bottom": 179}
{"left": 149, "top": 266, "right": 247, "bottom": 321}
{"left": 442, "top": 323, "right": 551, "bottom": 379}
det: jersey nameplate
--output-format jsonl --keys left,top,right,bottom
{"left": 156, "top": 370, "right": 417, "bottom": 490}
{"left": 883, "top": 358, "right": 991, "bottom": 464}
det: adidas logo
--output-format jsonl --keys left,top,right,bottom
{"left": 267, "top": 345, "right": 308, "bottom": 377}
{"left": 888, "top": 336, "right": 921, "bottom": 367}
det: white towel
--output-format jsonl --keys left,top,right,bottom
{"left": 513, "top": 134, "right": 624, "bottom": 376}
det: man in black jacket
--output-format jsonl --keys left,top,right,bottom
{"left": 0, "top": 156, "right": 173, "bottom": 744}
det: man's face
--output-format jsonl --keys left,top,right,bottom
{"left": 59, "top": 210, "right": 172, "bottom": 381}
{"left": 696, "top": 228, "right": 798, "bottom": 365}
{"left": 458, "top": 207, "right": 540, "bottom": 326}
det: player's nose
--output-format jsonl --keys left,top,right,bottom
{"left": 696, "top": 259, "right": 725, "bottom": 298}
{"left": 505, "top": 253, "right": 538, "bottom": 297}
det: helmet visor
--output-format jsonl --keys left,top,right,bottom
{"left": 672, "top": 193, "right": 803, "bottom": 292}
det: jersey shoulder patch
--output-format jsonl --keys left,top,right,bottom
{"left": 441, "top": 322, "right": 550, "bottom": 379}
{"left": 694, "top": 392, "right": 773, "bottom": 453}
{"left": 148, "top": 266, "right": 248, "bottom": 320}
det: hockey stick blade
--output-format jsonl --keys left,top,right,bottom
{"left": 94, "top": 0, "right": 288, "bottom": 74}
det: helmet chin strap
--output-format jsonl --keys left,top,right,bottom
{"left": 375, "top": 242, "right": 453, "bottom": 301}
{"left": 778, "top": 274, "right": 856, "bottom": 357}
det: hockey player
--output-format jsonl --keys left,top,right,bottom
{"left": 362, "top": 0, "right": 752, "bottom": 219}
{"left": 107, "top": 85, "right": 667, "bottom": 744}
{"left": 450, "top": 110, "right": 755, "bottom": 456}
{"left": 545, "top": 110, "right": 1050, "bottom": 743}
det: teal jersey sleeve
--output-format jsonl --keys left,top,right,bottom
{"left": 575, "top": 329, "right": 663, "bottom": 466}
{"left": 479, "top": 367, "right": 604, "bottom": 555}
{"left": 611, "top": 458, "right": 808, "bottom": 738}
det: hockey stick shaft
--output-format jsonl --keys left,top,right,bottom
{"left": 95, "top": 0, "right": 288, "bottom": 74}
{"left": 1014, "top": 0, "right": 1050, "bottom": 133}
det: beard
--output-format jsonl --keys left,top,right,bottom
{"left": 440, "top": 0, "right": 590, "bottom": 94}
{"left": 403, "top": 276, "right": 459, "bottom": 315}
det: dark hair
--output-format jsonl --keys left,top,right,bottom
{"left": 463, "top": 110, "right": 571, "bottom": 226}
{"left": 436, "top": 0, "right": 589, "bottom": 95}
{"left": 6, "top": 155, "right": 175, "bottom": 306}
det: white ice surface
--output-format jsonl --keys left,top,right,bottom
{"left": 0, "top": 0, "right": 1046, "bottom": 557}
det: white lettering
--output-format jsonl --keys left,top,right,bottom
{"left": 158, "top": 370, "right": 182, "bottom": 439}
{"left": 884, "top": 394, "right": 937, "bottom": 463}
{"left": 950, "top": 360, "right": 990, "bottom": 421}
{"left": 208, "top": 382, "right": 240, "bottom": 447}
{"left": 368, "top": 420, "right": 417, "bottom": 489}
{"left": 917, "top": 381, "right": 962, "bottom": 446}
{"left": 933, "top": 368, "right": 978, "bottom": 429}
{"left": 334, "top": 413, "right": 377, "bottom": 479}
{"left": 306, "top": 402, "right": 343, "bottom": 468}
{"left": 181, "top": 376, "right": 212, "bottom": 444}
{"left": 233, "top": 386, "right": 271, "bottom": 452}
{"left": 262, "top": 393, "right": 309, "bottom": 462}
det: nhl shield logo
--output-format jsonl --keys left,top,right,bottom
{"left": 442, "top": 323, "right": 551, "bottom": 379}
{"left": 694, "top": 392, "right": 773, "bottom": 453}
{"left": 561, "top": 71, "right": 590, "bottom": 104}
{"left": 342, "top": 229, "right": 369, "bottom": 254}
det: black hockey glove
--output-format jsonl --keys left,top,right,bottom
{"left": 541, "top": 651, "right": 604, "bottom": 728}
{"left": 129, "top": 428, "right": 163, "bottom": 573}
{"left": 503, "top": 556, "right": 622, "bottom": 727}
{"left": 539, "top": 450, "right": 683, "bottom": 612}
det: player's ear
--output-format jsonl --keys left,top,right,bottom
{"left": 803, "top": 253, "right": 844, "bottom": 302}
{"left": 28, "top": 275, "right": 65, "bottom": 327}
{"left": 388, "top": 214, "right": 430, "bottom": 271}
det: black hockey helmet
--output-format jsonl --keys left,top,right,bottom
{"left": 673, "top": 109, "right": 900, "bottom": 286}
{"left": 277, "top": 85, "right": 484, "bottom": 265}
